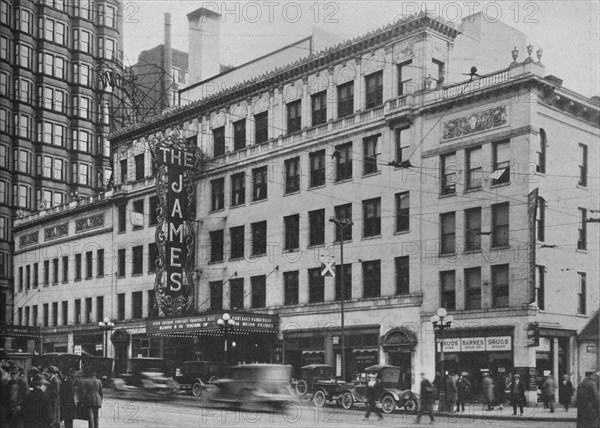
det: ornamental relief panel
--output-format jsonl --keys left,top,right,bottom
{"left": 210, "top": 111, "right": 226, "bottom": 128}
{"left": 442, "top": 105, "right": 509, "bottom": 141}
{"left": 75, "top": 214, "right": 105, "bottom": 233}
{"left": 282, "top": 80, "right": 303, "bottom": 103}
{"left": 362, "top": 50, "right": 385, "bottom": 75}
{"left": 230, "top": 102, "right": 248, "bottom": 121}
{"left": 334, "top": 62, "right": 356, "bottom": 85}
{"left": 19, "top": 231, "right": 39, "bottom": 248}
{"left": 308, "top": 73, "right": 330, "bottom": 94}
{"left": 253, "top": 94, "right": 269, "bottom": 113}
{"left": 44, "top": 223, "right": 68, "bottom": 241}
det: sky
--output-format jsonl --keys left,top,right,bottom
{"left": 123, "top": 1, "right": 600, "bottom": 97}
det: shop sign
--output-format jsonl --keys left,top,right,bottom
{"left": 485, "top": 336, "right": 512, "bottom": 351}
{"left": 536, "top": 337, "right": 551, "bottom": 352}
{"left": 438, "top": 336, "right": 512, "bottom": 352}
{"left": 461, "top": 337, "right": 485, "bottom": 352}
{"left": 586, "top": 345, "right": 597, "bottom": 353}
{"left": 437, "top": 338, "right": 460, "bottom": 352}
{"left": 74, "top": 345, "right": 82, "bottom": 355}
{"left": 95, "top": 344, "right": 103, "bottom": 351}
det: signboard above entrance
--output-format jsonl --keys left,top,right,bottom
{"left": 146, "top": 313, "right": 278, "bottom": 335}
{"left": 437, "top": 336, "right": 511, "bottom": 352}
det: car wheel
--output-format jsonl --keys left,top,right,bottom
{"left": 404, "top": 397, "right": 418, "bottom": 414}
{"left": 313, "top": 390, "right": 326, "bottom": 407}
{"left": 295, "top": 379, "right": 308, "bottom": 396}
{"left": 192, "top": 381, "right": 203, "bottom": 397}
{"left": 381, "top": 395, "right": 396, "bottom": 414}
{"left": 340, "top": 391, "right": 353, "bottom": 410}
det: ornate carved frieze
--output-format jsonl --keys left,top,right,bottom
{"left": 442, "top": 106, "right": 509, "bottom": 141}
{"left": 282, "top": 81, "right": 303, "bottom": 103}
{"left": 230, "top": 102, "right": 248, "bottom": 120}
{"left": 253, "top": 94, "right": 270, "bottom": 113}
{"left": 44, "top": 223, "right": 68, "bottom": 241}
{"left": 75, "top": 214, "right": 105, "bottom": 233}
{"left": 393, "top": 39, "right": 415, "bottom": 62}
{"left": 210, "top": 111, "right": 226, "bottom": 128}
{"left": 19, "top": 231, "right": 39, "bottom": 248}
{"left": 308, "top": 73, "right": 330, "bottom": 94}
{"left": 362, "top": 50, "right": 385, "bottom": 75}
{"left": 334, "top": 62, "right": 356, "bottom": 85}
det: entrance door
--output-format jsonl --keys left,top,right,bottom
{"left": 389, "top": 351, "right": 412, "bottom": 390}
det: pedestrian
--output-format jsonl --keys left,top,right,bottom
{"left": 432, "top": 371, "right": 441, "bottom": 402}
{"left": 416, "top": 372, "right": 435, "bottom": 424}
{"left": 21, "top": 374, "right": 53, "bottom": 428}
{"left": 60, "top": 369, "right": 77, "bottom": 428}
{"left": 482, "top": 373, "right": 494, "bottom": 411}
{"left": 576, "top": 372, "right": 600, "bottom": 428}
{"left": 363, "top": 373, "right": 383, "bottom": 420}
{"left": 456, "top": 373, "right": 471, "bottom": 412}
{"left": 494, "top": 373, "right": 506, "bottom": 409}
{"left": 559, "top": 374, "right": 574, "bottom": 412}
{"left": 445, "top": 373, "right": 457, "bottom": 412}
{"left": 508, "top": 373, "right": 526, "bottom": 416}
{"left": 7, "top": 366, "right": 28, "bottom": 428}
{"left": 75, "top": 369, "right": 103, "bottom": 428}
{"left": 28, "top": 367, "right": 40, "bottom": 389}
{"left": 45, "top": 366, "right": 61, "bottom": 428}
{"left": 1, "top": 365, "right": 15, "bottom": 428}
{"left": 543, "top": 374, "right": 557, "bottom": 413}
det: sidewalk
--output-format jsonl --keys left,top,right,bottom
{"left": 434, "top": 403, "right": 577, "bottom": 422}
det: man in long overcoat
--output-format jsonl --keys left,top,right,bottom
{"left": 482, "top": 373, "right": 494, "bottom": 411}
{"left": 576, "top": 373, "right": 599, "bottom": 428}
{"left": 456, "top": 373, "right": 471, "bottom": 412}
{"left": 559, "top": 374, "right": 574, "bottom": 412}
{"left": 445, "top": 373, "right": 457, "bottom": 412}
{"left": 21, "top": 374, "right": 53, "bottom": 428}
{"left": 543, "top": 374, "right": 557, "bottom": 413}
{"left": 45, "top": 367, "right": 61, "bottom": 428}
{"left": 75, "top": 370, "right": 103, "bottom": 428}
{"left": 508, "top": 373, "right": 526, "bottom": 416}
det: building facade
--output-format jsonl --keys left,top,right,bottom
{"left": 0, "top": 0, "right": 123, "bottom": 330}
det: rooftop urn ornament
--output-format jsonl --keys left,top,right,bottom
{"left": 525, "top": 43, "right": 534, "bottom": 63}
{"left": 511, "top": 46, "right": 519, "bottom": 63}
{"left": 536, "top": 47, "right": 543, "bottom": 63}
{"left": 426, "top": 74, "right": 434, "bottom": 89}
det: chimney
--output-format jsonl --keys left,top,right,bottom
{"left": 187, "top": 7, "right": 221, "bottom": 85}
{"left": 164, "top": 12, "right": 173, "bottom": 107}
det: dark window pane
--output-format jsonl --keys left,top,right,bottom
{"left": 284, "top": 271, "right": 299, "bottom": 306}
{"left": 395, "top": 256, "right": 409, "bottom": 295}
{"left": 362, "top": 260, "right": 380, "bottom": 298}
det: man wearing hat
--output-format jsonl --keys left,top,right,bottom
{"left": 363, "top": 373, "right": 383, "bottom": 420}
{"left": 45, "top": 366, "right": 61, "bottom": 428}
{"left": 21, "top": 374, "right": 53, "bottom": 428}
{"left": 508, "top": 373, "right": 526, "bottom": 416}
{"left": 7, "top": 365, "right": 29, "bottom": 428}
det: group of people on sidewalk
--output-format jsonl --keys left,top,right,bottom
{"left": 0, "top": 361, "right": 103, "bottom": 428}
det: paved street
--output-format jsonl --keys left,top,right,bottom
{"left": 70, "top": 397, "right": 576, "bottom": 428}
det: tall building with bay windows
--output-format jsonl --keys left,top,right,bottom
{"left": 0, "top": 0, "right": 123, "bottom": 331}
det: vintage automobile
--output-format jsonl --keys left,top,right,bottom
{"left": 205, "top": 364, "right": 295, "bottom": 411}
{"left": 32, "top": 353, "right": 114, "bottom": 387}
{"left": 293, "top": 364, "right": 350, "bottom": 407}
{"left": 173, "top": 360, "right": 220, "bottom": 397}
{"left": 339, "top": 365, "right": 419, "bottom": 414}
{"left": 113, "top": 357, "right": 179, "bottom": 400}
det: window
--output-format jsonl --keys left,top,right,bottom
{"left": 15, "top": 184, "right": 31, "bottom": 209}
{"left": 395, "top": 192, "right": 409, "bottom": 232}
{"left": 97, "top": 249, "right": 104, "bottom": 277}
{"left": 84, "top": 298, "right": 92, "bottom": 324}
{"left": 132, "top": 199, "right": 144, "bottom": 230}
{"left": 41, "top": 122, "right": 66, "bottom": 147}
{"left": 578, "top": 143, "right": 587, "bottom": 186}
{"left": 73, "top": 96, "right": 91, "bottom": 120}
{"left": 0, "top": 251, "right": 7, "bottom": 279}
{"left": 211, "top": 178, "right": 224, "bottom": 211}
{"left": 284, "top": 214, "right": 300, "bottom": 251}
{"left": 132, "top": 291, "right": 142, "bottom": 319}
{"left": 363, "top": 136, "right": 379, "bottom": 175}
{"left": 0, "top": 37, "right": 8, "bottom": 62}
{"left": 334, "top": 204, "right": 352, "bottom": 242}
{"left": 209, "top": 281, "right": 223, "bottom": 311}
{"left": 362, "top": 260, "right": 381, "bottom": 298}
{"left": 285, "top": 157, "right": 300, "bottom": 194}
{"left": 536, "top": 265, "right": 545, "bottom": 310}
{"left": 398, "top": 60, "right": 415, "bottom": 95}
{"left": 149, "top": 196, "right": 158, "bottom": 226}
{"left": 16, "top": 43, "right": 33, "bottom": 69}
{"left": 492, "top": 141, "right": 510, "bottom": 185}
{"left": 0, "top": 110, "right": 7, "bottom": 133}
{"left": 335, "top": 142, "right": 352, "bottom": 181}
{"left": 74, "top": 29, "right": 92, "bottom": 53}
{"left": 230, "top": 226, "right": 245, "bottom": 259}
{"left": 17, "top": 78, "right": 33, "bottom": 104}
{"left": 213, "top": 126, "right": 225, "bottom": 157}
{"left": 119, "top": 159, "right": 127, "bottom": 183}
{"left": 337, "top": 81, "right": 354, "bottom": 118}
{"left": 148, "top": 243, "right": 158, "bottom": 273}
{"left": 254, "top": 111, "right": 268, "bottom": 144}
{"left": 100, "top": 4, "right": 117, "bottom": 28}
{"left": 75, "top": 1, "right": 91, "bottom": 19}
{"left": 492, "top": 203, "right": 509, "bottom": 247}
{"left": 395, "top": 127, "right": 410, "bottom": 164}
{"left": 395, "top": 256, "right": 409, "bottom": 295}
{"left": 251, "top": 221, "right": 267, "bottom": 256}
{"left": 134, "top": 154, "right": 145, "bottom": 180}
{"left": 25, "top": 307, "right": 29, "bottom": 326}
{"left": 0, "top": 216, "right": 7, "bottom": 240}
{"left": 210, "top": 230, "right": 224, "bottom": 262}
{"left": 32, "top": 305, "right": 38, "bottom": 327}
{"left": 465, "top": 267, "right": 481, "bottom": 310}
{"left": 231, "top": 172, "right": 245, "bottom": 206}
{"left": 233, "top": 119, "right": 246, "bottom": 151}
{"left": 96, "top": 297, "right": 104, "bottom": 323}
{"left": 73, "top": 63, "right": 91, "bottom": 86}
{"left": 230, "top": 278, "right": 244, "bottom": 310}
{"left": 365, "top": 71, "right": 383, "bottom": 108}
{"left": 118, "top": 204, "right": 126, "bottom": 233}
{"left": 74, "top": 299, "right": 81, "bottom": 324}
{"left": 33, "top": 263, "right": 38, "bottom": 288}
{"left": 465, "top": 207, "right": 482, "bottom": 251}
{"left": 441, "top": 153, "right": 457, "bottom": 195}
{"left": 308, "top": 209, "right": 325, "bottom": 246}
{"left": 16, "top": 8, "right": 33, "bottom": 34}
{"left": 283, "top": 271, "right": 299, "bottom": 306}
{"left": 251, "top": 275, "right": 266, "bottom": 308}
{"left": 132, "top": 246, "right": 143, "bottom": 275}
{"left": 52, "top": 302, "right": 58, "bottom": 326}
{"left": 440, "top": 212, "right": 456, "bottom": 255}
{"left": 99, "top": 37, "right": 116, "bottom": 60}
{"left": 311, "top": 91, "right": 327, "bottom": 126}
{"left": 433, "top": 59, "right": 445, "bottom": 86}
{"left": 536, "top": 197, "right": 545, "bottom": 241}
{"left": 578, "top": 208, "right": 587, "bottom": 250}
{"left": 308, "top": 268, "right": 324, "bottom": 303}
{"left": 0, "top": 180, "right": 5, "bottom": 204}
{"left": 117, "top": 293, "right": 125, "bottom": 321}
{"left": 440, "top": 270, "right": 456, "bottom": 310}
{"left": 75, "top": 254, "right": 82, "bottom": 281}
{"left": 537, "top": 129, "right": 547, "bottom": 173}
{"left": 492, "top": 264, "right": 509, "bottom": 308}
{"left": 0, "top": 1, "right": 10, "bottom": 25}
{"left": 118, "top": 249, "right": 126, "bottom": 277}
{"left": 19, "top": 266, "right": 23, "bottom": 291}
{"left": 466, "top": 147, "right": 483, "bottom": 190}
{"left": 62, "top": 301, "right": 68, "bottom": 325}
{"left": 363, "top": 198, "right": 381, "bottom": 237}
{"left": 577, "top": 272, "right": 586, "bottom": 315}
{"left": 252, "top": 166, "right": 267, "bottom": 201}
{"left": 287, "top": 100, "right": 301, "bottom": 133}
{"left": 307, "top": 150, "right": 327, "bottom": 188}
{"left": 43, "top": 260, "right": 49, "bottom": 286}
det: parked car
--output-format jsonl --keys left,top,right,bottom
{"left": 339, "top": 365, "right": 419, "bottom": 414}
{"left": 206, "top": 364, "right": 295, "bottom": 411}
{"left": 293, "top": 364, "right": 350, "bottom": 407}
{"left": 113, "top": 358, "right": 179, "bottom": 400}
{"left": 174, "top": 361, "right": 220, "bottom": 397}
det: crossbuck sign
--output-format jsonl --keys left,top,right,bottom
{"left": 321, "top": 256, "right": 336, "bottom": 277}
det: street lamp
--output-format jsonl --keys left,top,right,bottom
{"left": 217, "top": 313, "right": 237, "bottom": 371}
{"left": 431, "top": 308, "right": 454, "bottom": 412}
{"left": 98, "top": 317, "right": 115, "bottom": 358}
{"left": 329, "top": 215, "right": 353, "bottom": 381}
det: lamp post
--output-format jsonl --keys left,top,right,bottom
{"left": 217, "top": 313, "right": 236, "bottom": 371}
{"left": 98, "top": 317, "right": 115, "bottom": 358}
{"left": 329, "top": 215, "right": 353, "bottom": 381}
{"left": 431, "top": 308, "right": 454, "bottom": 412}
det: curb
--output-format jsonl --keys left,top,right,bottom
{"left": 434, "top": 410, "right": 577, "bottom": 423}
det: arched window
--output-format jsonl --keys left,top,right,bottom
{"left": 537, "top": 129, "right": 547, "bottom": 173}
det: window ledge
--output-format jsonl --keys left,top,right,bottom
{"left": 576, "top": 249, "right": 588, "bottom": 254}
{"left": 283, "top": 249, "right": 300, "bottom": 254}
{"left": 463, "top": 249, "right": 482, "bottom": 255}
{"left": 439, "top": 252, "right": 456, "bottom": 257}
{"left": 283, "top": 190, "right": 301, "bottom": 197}
{"left": 576, "top": 313, "right": 589, "bottom": 317}
{"left": 207, "top": 260, "right": 223, "bottom": 265}
{"left": 490, "top": 245, "right": 511, "bottom": 251}
{"left": 74, "top": 279, "right": 81, "bottom": 282}
{"left": 210, "top": 208, "right": 225, "bottom": 214}
{"left": 85, "top": 276, "right": 93, "bottom": 280}
{"left": 362, "top": 171, "right": 382, "bottom": 179}
{"left": 394, "top": 229, "right": 410, "bottom": 236}
{"left": 118, "top": 231, "right": 126, "bottom": 235}
{"left": 464, "top": 187, "right": 482, "bottom": 194}
{"left": 249, "top": 253, "right": 267, "bottom": 259}
{"left": 251, "top": 198, "right": 267, "bottom": 205}
{"left": 361, "top": 235, "right": 381, "bottom": 241}
{"left": 307, "top": 244, "right": 325, "bottom": 250}
{"left": 97, "top": 275, "right": 104, "bottom": 279}
{"left": 229, "top": 257, "right": 245, "bottom": 262}
{"left": 308, "top": 184, "right": 326, "bottom": 190}
{"left": 131, "top": 273, "right": 143, "bottom": 277}
{"left": 117, "top": 275, "right": 125, "bottom": 279}
{"left": 490, "top": 182, "right": 511, "bottom": 189}
{"left": 333, "top": 178, "right": 353, "bottom": 185}
{"left": 230, "top": 203, "right": 246, "bottom": 209}
{"left": 334, "top": 239, "right": 353, "bottom": 245}
{"left": 439, "top": 192, "right": 457, "bottom": 199}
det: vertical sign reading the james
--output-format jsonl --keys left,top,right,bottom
{"left": 150, "top": 133, "right": 201, "bottom": 317}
